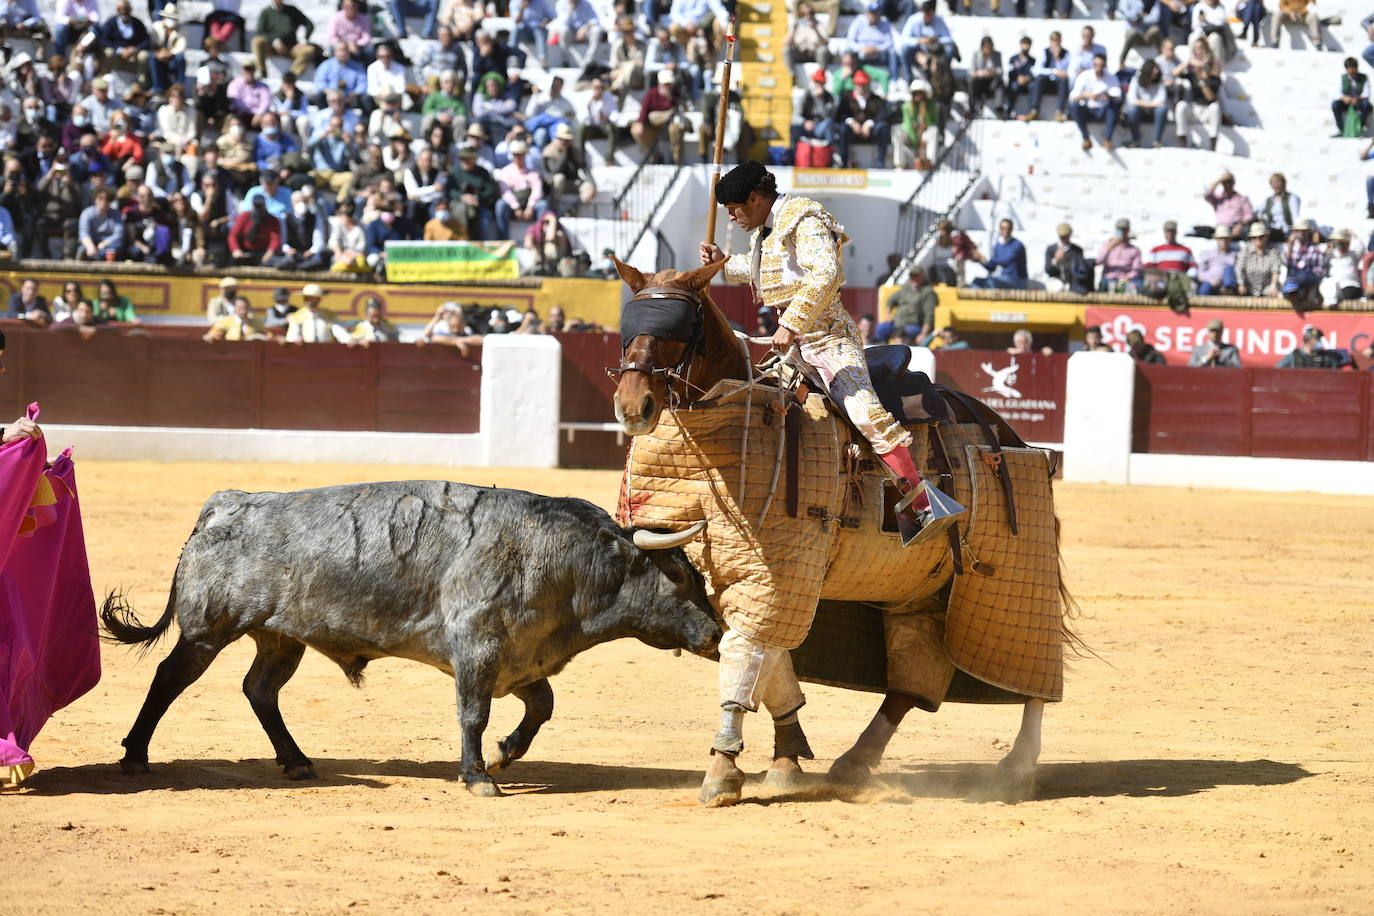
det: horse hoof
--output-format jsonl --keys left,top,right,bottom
{"left": 825, "top": 756, "right": 873, "bottom": 789}
{"left": 283, "top": 764, "right": 317, "bottom": 781}
{"left": 466, "top": 778, "right": 504, "bottom": 798}
{"left": 995, "top": 760, "right": 1037, "bottom": 803}
{"left": 119, "top": 758, "right": 151, "bottom": 775}
{"left": 698, "top": 774, "right": 744, "bottom": 807}
{"left": 762, "top": 768, "right": 807, "bottom": 792}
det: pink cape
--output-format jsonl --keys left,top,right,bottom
{"left": 0, "top": 404, "right": 101, "bottom": 784}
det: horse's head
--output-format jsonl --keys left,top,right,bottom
{"left": 611, "top": 256, "right": 727, "bottom": 436}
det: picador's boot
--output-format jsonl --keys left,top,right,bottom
{"left": 763, "top": 710, "right": 813, "bottom": 791}
{"left": 878, "top": 447, "right": 966, "bottom": 547}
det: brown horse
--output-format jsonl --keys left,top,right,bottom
{"left": 610, "top": 257, "right": 1056, "bottom": 802}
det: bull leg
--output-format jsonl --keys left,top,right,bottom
{"left": 452, "top": 650, "right": 502, "bottom": 798}
{"left": 826, "top": 691, "right": 921, "bottom": 787}
{"left": 993, "top": 698, "right": 1044, "bottom": 802}
{"left": 242, "top": 631, "right": 313, "bottom": 780}
{"left": 119, "top": 636, "right": 227, "bottom": 773}
{"left": 489, "top": 678, "right": 554, "bottom": 772}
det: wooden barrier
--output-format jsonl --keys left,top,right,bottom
{"left": 1133, "top": 365, "right": 1374, "bottom": 462}
{"left": 934, "top": 349, "right": 1068, "bottom": 443}
{"left": 0, "top": 323, "right": 480, "bottom": 434}
{"left": 556, "top": 332, "right": 626, "bottom": 468}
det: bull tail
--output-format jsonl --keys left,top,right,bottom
{"left": 100, "top": 578, "right": 179, "bottom": 655}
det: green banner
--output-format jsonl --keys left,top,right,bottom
{"left": 385, "top": 241, "right": 519, "bottom": 282}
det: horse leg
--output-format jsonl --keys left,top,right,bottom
{"left": 241, "top": 630, "right": 312, "bottom": 780}
{"left": 826, "top": 692, "right": 921, "bottom": 786}
{"left": 762, "top": 705, "right": 814, "bottom": 791}
{"left": 993, "top": 698, "right": 1044, "bottom": 802}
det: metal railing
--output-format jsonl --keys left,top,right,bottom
{"left": 565, "top": 159, "right": 686, "bottom": 272}
{"left": 886, "top": 116, "right": 984, "bottom": 286}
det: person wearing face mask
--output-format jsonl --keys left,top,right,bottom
{"left": 423, "top": 197, "right": 467, "bottom": 240}
{"left": 268, "top": 190, "right": 326, "bottom": 271}
{"left": 228, "top": 194, "right": 282, "bottom": 264}
{"left": 215, "top": 118, "right": 257, "bottom": 192}
{"left": 60, "top": 103, "right": 94, "bottom": 154}
{"left": 251, "top": 113, "right": 299, "bottom": 171}
{"left": 100, "top": 111, "right": 144, "bottom": 171}
{"left": 145, "top": 140, "right": 192, "bottom": 199}
{"left": 13, "top": 91, "right": 56, "bottom": 158}
{"left": 148, "top": 4, "right": 187, "bottom": 95}
{"left": 363, "top": 202, "right": 410, "bottom": 276}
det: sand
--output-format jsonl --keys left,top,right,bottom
{"left": 3, "top": 460, "right": 1372, "bottom": 915}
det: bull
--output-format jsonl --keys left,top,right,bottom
{"left": 102, "top": 481, "right": 721, "bottom": 797}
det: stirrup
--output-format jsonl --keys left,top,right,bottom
{"left": 895, "top": 480, "right": 966, "bottom": 547}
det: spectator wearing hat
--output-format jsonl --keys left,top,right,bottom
{"left": 784, "top": 3, "right": 831, "bottom": 78}
{"left": 604, "top": 17, "right": 645, "bottom": 99}
{"left": 838, "top": 68, "right": 890, "bottom": 167}
{"left": 78, "top": 186, "right": 123, "bottom": 260}
{"left": 1097, "top": 218, "right": 1144, "bottom": 292}
{"left": 549, "top": 0, "right": 606, "bottom": 69}
{"left": 1204, "top": 172, "right": 1256, "bottom": 231}
{"left": 543, "top": 122, "right": 594, "bottom": 202}
{"left": 1189, "top": 318, "right": 1241, "bottom": 367}
{"left": 80, "top": 77, "right": 118, "bottom": 135}
{"left": 1258, "top": 172, "right": 1301, "bottom": 234}
{"left": 227, "top": 61, "right": 274, "bottom": 129}
{"left": 1332, "top": 57, "right": 1371, "bottom": 137}
{"left": 1069, "top": 53, "right": 1122, "bottom": 151}
{"left": 263, "top": 286, "right": 297, "bottom": 333}
{"left": 1148, "top": 220, "right": 1195, "bottom": 275}
{"left": 847, "top": 1, "right": 901, "bottom": 81}
{"left": 449, "top": 142, "right": 500, "bottom": 239}
{"left": 1324, "top": 230, "right": 1361, "bottom": 303}
{"left": 1235, "top": 222, "right": 1281, "bottom": 296}
{"left": 794, "top": 69, "right": 837, "bottom": 151}
{"left": 148, "top": 4, "right": 187, "bottom": 95}
{"left": 286, "top": 284, "right": 350, "bottom": 344}
{"left": 98, "top": 0, "right": 150, "bottom": 74}
{"left": 314, "top": 44, "right": 370, "bottom": 112}
{"left": 1196, "top": 225, "right": 1237, "bottom": 294}
{"left": 351, "top": 297, "right": 400, "bottom": 345}
{"left": 971, "top": 219, "right": 1028, "bottom": 290}
{"left": 1004, "top": 36, "right": 1036, "bottom": 118}
{"left": 878, "top": 267, "right": 937, "bottom": 343}
{"left": 1277, "top": 327, "right": 1340, "bottom": 369}
{"left": 1281, "top": 219, "right": 1325, "bottom": 308}
{"left": 207, "top": 276, "right": 240, "bottom": 321}
{"left": 633, "top": 69, "right": 685, "bottom": 165}
{"left": 1045, "top": 222, "right": 1092, "bottom": 294}
{"left": 228, "top": 194, "right": 282, "bottom": 265}
{"left": 495, "top": 139, "right": 544, "bottom": 230}
{"left": 894, "top": 81, "right": 940, "bottom": 169}
{"left": 383, "top": 128, "right": 416, "bottom": 175}
{"left": 1126, "top": 328, "right": 1167, "bottom": 364}
{"left": 204, "top": 295, "right": 267, "bottom": 342}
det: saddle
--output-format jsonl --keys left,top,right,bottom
{"left": 864, "top": 345, "right": 948, "bottom": 425}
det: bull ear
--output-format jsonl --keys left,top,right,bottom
{"left": 611, "top": 256, "right": 649, "bottom": 293}
{"left": 677, "top": 258, "right": 727, "bottom": 291}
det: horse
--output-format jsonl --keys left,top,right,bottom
{"left": 608, "top": 256, "right": 1073, "bottom": 803}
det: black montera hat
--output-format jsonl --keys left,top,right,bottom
{"left": 715, "top": 161, "right": 777, "bottom": 205}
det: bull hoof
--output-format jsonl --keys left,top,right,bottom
{"left": 466, "top": 778, "right": 504, "bottom": 798}
{"left": 119, "top": 757, "right": 151, "bottom": 775}
{"left": 763, "top": 758, "right": 807, "bottom": 792}
{"left": 488, "top": 738, "right": 522, "bottom": 773}
{"left": 825, "top": 754, "right": 874, "bottom": 789}
{"left": 283, "top": 763, "right": 317, "bottom": 781}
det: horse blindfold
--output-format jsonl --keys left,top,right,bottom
{"left": 619, "top": 292, "right": 700, "bottom": 351}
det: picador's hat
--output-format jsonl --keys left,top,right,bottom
{"left": 715, "top": 160, "right": 777, "bottom": 206}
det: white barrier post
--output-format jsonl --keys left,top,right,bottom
{"left": 480, "top": 335, "right": 562, "bottom": 468}
{"left": 907, "top": 346, "right": 936, "bottom": 379}
{"left": 1062, "top": 351, "right": 1135, "bottom": 484}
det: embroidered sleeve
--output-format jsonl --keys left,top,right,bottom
{"left": 778, "top": 214, "right": 841, "bottom": 335}
{"left": 723, "top": 251, "right": 751, "bottom": 284}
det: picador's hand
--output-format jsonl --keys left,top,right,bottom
{"left": 700, "top": 242, "right": 725, "bottom": 265}
{"left": 772, "top": 325, "right": 797, "bottom": 352}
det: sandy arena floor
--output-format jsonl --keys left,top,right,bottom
{"left": 3, "top": 460, "right": 1372, "bottom": 915}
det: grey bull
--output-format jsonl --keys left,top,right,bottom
{"left": 102, "top": 481, "right": 722, "bottom": 796}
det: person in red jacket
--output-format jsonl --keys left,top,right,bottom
{"left": 228, "top": 195, "right": 281, "bottom": 264}
{"left": 631, "top": 68, "right": 684, "bottom": 164}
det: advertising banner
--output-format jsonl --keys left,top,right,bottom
{"left": 933, "top": 349, "right": 1068, "bottom": 443}
{"left": 1084, "top": 306, "right": 1374, "bottom": 368}
{"left": 385, "top": 241, "right": 520, "bottom": 282}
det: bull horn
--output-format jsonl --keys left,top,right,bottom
{"left": 633, "top": 520, "right": 708, "bottom": 550}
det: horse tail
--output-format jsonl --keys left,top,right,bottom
{"left": 1053, "top": 511, "right": 1095, "bottom": 659}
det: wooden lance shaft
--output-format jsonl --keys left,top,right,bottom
{"left": 705, "top": 18, "right": 738, "bottom": 246}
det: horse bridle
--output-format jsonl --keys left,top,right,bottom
{"left": 607, "top": 285, "right": 707, "bottom": 402}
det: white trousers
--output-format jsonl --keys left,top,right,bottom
{"left": 718, "top": 628, "right": 806, "bottom": 716}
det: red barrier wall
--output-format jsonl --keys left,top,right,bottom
{"left": 933, "top": 349, "right": 1068, "bottom": 443}
{"left": 556, "top": 332, "right": 627, "bottom": 468}
{"left": 1132, "top": 365, "right": 1374, "bottom": 461}
{"left": 0, "top": 323, "right": 481, "bottom": 434}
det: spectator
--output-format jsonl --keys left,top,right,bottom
{"left": 522, "top": 210, "right": 577, "bottom": 276}
{"left": 1069, "top": 52, "right": 1123, "bottom": 151}
{"left": 549, "top": 0, "right": 606, "bottom": 69}
{"left": 227, "top": 61, "right": 273, "bottom": 129}
{"left": 512, "top": 0, "right": 554, "bottom": 64}
{"left": 79, "top": 77, "right": 117, "bottom": 135}
{"left": 1259, "top": 172, "right": 1301, "bottom": 234}
{"left": 1276, "top": 327, "right": 1340, "bottom": 368}
{"left": 1280, "top": 219, "right": 1324, "bottom": 309}
{"left": 794, "top": 70, "right": 837, "bottom": 153}
{"left": 33, "top": 153, "right": 80, "bottom": 259}
{"left": 1238, "top": 0, "right": 1267, "bottom": 47}
{"left": 1324, "top": 230, "right": 1361, "bottom": 303}
{"left": 633, "top": 69, "right": 685, "bottom": 165}
{"left": 204, "top": 0, "right": 247, "bottom": 50}
{"left": 207, "top": 276, "right": 240, "bottom": 321}
{"left": 327, "top": 0, "right": 374, "bottom": 61}
{"left": 1267, "top": 0, "right": 1322, "bottom": 50}
{"left": 784, "top": 3, "right": 831, "bottom": 77}
{"left": 314, "top": 44, "right": 370, "bottom": 111}
{"left": 349, "top": 297, "right": 400, "bottom": 345}
{"left": 470, "top": 31, "right": 521, "bottom": 96}
{"left": 309, "top": 113, "right": 359, "bottom": 202}
{"left": 216, "top": 116, "right": 258, "bottom": 191}
{"left": 194, "top": 37, "right": 234, "bottom": 131}
{"left": 1082, "top": 325, "right": 1113, "bottom": 352}
{"left": 1119, "top": 0, "right": 1165, "bottom": 67}
{"left": 894, "top": 82, "right": 940, "bottom": 169}
{"left": 1023, "top": 30, "right": 1070, "bottom": 122}
{"left": 1044, "top": 222, "right": 1092, "bottom": 294}
{"left": 423, "top": 197, "right": 467, "bottom": 240}
{"left": 367, "top": 43, "right": 413, "bottom": 109}
{"left": 78, "top": 186, "right": 123, "bottom": 260}
{"left": 285, "top": 283, "right": 350, "bottom": 344}
{"left": 388, "top": 0, "right": 439, "bottom": 40}
{"left": 147, "top": 4, "right": 187, "bottom": 96}
{"left": 606, "top": 17, "right": 646, "bottom": 100}
{"left": 0, "top": 0, "right": 47, "bottom": 47}
{"left": 94, "top": 279, "right": 138, "bottom": 323}
{"left": 1125, "top": 328, "right": 1166, "bottom": 363}
{"left": 123, "top": 184, "right": 171, "bottom": 263}
{"left": 1005, "top": 36, "right": 1036, "bottom": 118}
{"left": 244, "top": 169, "right": 292, "bottom": 220}
{"left": 68, "top": 131, "right": 114, "bottom": 183}
{"left": 53, "top": 299, "right": 98, "bottom": 331}
{"left": 228, "top": 194, "right": 281, "bottom": 265}
{"left": 577, "top": 78, "right": 621, "bottom": 160}
{"left": 99, "top": 0, "right": 150, "bottom": 76}
{"left": 166, "top": 191, "right": 199, "bottom": 266}
{"left": 838, "top": 69, "right": 890, "bottom": 168}
{"left": 1192, "top": 0, "right": 1236, "bottom": 62}
{"left": 1123, "top": 59, "right": 1170, "bottom": 148}
{"left": 422, "top": 70, "right": 468, "bottom": 136}
{"left": 1097, "top": 218, "right": 1144, "bottom": 292}
{"left": 898, "top": 2, "right": 956, "bottom": 82}
{"left": 270, "top": 190, "right": 326, "bottom": 271}
{"left": 417, "top": 302, "right": 482, "bottom": 354}
{"left": 1333, "top": 58, "right": 1371, "bottom": 137}
{"left": 1235, "top": 222, "right": 1282, "bottom": 296}
{"left": 147, "top": 140, "right": 191, "bottom": 200}
{"left": 7, "top": 279, "right": 50, "bottom": 324}
{"left": 1196, "top": 225, "right": 1238, "bottom": 294}
{"left": 449, "top": 142, "right": 499, "bottom": 239}
{"left": 1067, "top": 26, "right": 1109, "bottom": 86}
{"left": 1154, "top": 36, "right": 1185, "bottom": 99}
{"left": 1175, "top": 38, "right": 1223, "bottom": 149}
{"left": 543, "top": 124, "right": 593, "bottom": 203}
{"left": 495, "top": 138, "right": 544, "bottom": 232}
{"left": 156, "top": 85, "right": 196, "bottom": 154}
{"left": 1148, "top": 220, "right": 1196, "bottom": 275}
{"left": 418, "top": 25, "right": 469, "bottom": 88}
{"left": 846, "top": 1, "right": 900, "bottom": 81}
{"left": 1204, "top": 172, "right": 1256, "bottom": 231}
{"left": 1189, "top": 318, "right": 1241, "bottom": 366}
{"left": 935, "top": 326, "right": 968, "bottom": 350}
{"left": 439, "top": 0, "right": 485, "bottom": 41}
{"left": 401, "top": 146, "right": 446, "bottom": 225}
{"left": 971, "top": 219, "right": 1028, "bottom": 290}
{"left": 192, "top": 173, "right": 236, "bottom": 267}
{"left": 364, "top": 200, "right": 409, "bottom": 275}
{"left": 54, "top": 0, "right": 99, "bottom": 59}
{"left": 252, "top": 113, "right": 298, "bottom": 172}
{"left": 473, "top": 72, "right": 521, "bottom": 140}
{"left": 927, "top": 218, "right": 980, "bottom": 286}
{"left": 100, "top": 110, "right": 144, "bottom": 174}
{"left": 968, "top": 37, "right": 1004, "bottom": 118}
{"left": 525, "top": 75, "right": 575, "bottom": 148}
{"left": 879, "top": 266, "right": 937, "bottom": 343}
{"left": 263, "top": 286, "right": 296, "bottom": 333}
{"left": 1007, "top": 328, "right": 1041, "bottom": 355}
{"left": 204, "top": 295, "right": 267, "bottom": 341}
